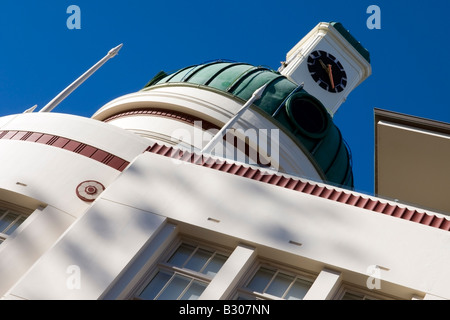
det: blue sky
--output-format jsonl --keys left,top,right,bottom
{"left": 1, "top": 0, "right": 449, "bottom": 195}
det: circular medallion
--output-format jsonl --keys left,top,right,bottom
{"left": 76, "top": 180, "right": 105, "bottom": 202}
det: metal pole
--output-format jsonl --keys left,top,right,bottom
{"left": 39, "top": 44, "right": 123, "bottom": 113}
{"left": 202, "top": 83, "right": 269, "bottom": 154}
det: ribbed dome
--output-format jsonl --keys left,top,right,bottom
{"left": 143, "top": 61, "right": 354, "bottom": 188}
{"left": 144, "top": 61, "right": 299, "bottom": 113}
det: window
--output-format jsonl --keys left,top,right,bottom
{"left": 0, "top": 208, "right": 27, "bottom": 244}
{"left": 341, "top": 290, "right": 379, "bottom": 300}
{"left": 134, "top": 242, "right": 229, "bottom": 300}
{"left": 236, "top": 264, "right": 315, "bottom": 300}
{"left": 334, "top": 284, "right": 395, "bottom": 300}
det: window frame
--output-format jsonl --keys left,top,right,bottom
{"left": 130, "top": 237, "right": 232, "bottom": 300}
{"left": 333, "top": 283, "right": 396, "bottom": 300}
{"left": 233, "top": 260, "right": 317, "bottom": 300}
{"left": 0, "top": 206, "right": 32, "bottom": 245}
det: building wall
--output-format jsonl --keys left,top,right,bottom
{"left": 0, "top": 112, "right": 148, "bottom": 296}
{"left": 3, "top": 150, "right": 450, "bottom": 300}
{"left": 375, "top": 108, "right": 450, "bottom": 214}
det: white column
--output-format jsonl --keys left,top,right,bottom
{"left": 100, "top": 222, "right": 178, "bottom": 300}
{"left": 199, "top": 244, "right": 257, "bottom": 300}
{"left": 303, "top": 268, "right": 342, "bottom": 300}
{"left": 4, "top": 199, "right": 168, "bottom": 300}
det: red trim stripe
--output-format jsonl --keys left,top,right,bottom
{"left": 102, "top": 108, "right": 220, "bottom": 131}
{"left": 2, "top": 132, "right": 447, "bottom": 232}
{"left": 0, "top": 130, "right": 129, "bottom": 172}
{"left": 145, "top": 143, "right": 450, "bottom": 232}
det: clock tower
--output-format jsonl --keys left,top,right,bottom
{"left": 278, "top": 22, "right": 372, "bottom": 116}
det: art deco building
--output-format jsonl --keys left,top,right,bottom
{"left": 0, "top": 22, "right": 448, "bottom": 300}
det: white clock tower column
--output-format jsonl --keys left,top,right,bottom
{"left": 278, "top": 22, "right": 372, "bottom": 116}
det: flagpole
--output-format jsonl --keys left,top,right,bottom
{"left": 202, "top": 83, "right": 269, "bottom": 154}
{"left": 23, "top": 105, "right": 37, "bottom": 113}
{"left": 39, "top": 43, "right": 123, "bottom": 113}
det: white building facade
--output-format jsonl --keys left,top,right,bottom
{"left": 0, "top": 22, "right": 449, "bottom": 301}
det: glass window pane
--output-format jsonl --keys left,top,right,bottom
{"left": 285, "top": 278, "right": 312, "bottom": 300}
{"left": 246, "top": 267, "right": 275, "bottom": 293}
{"left": 202, "top": 254, "right": 227, "bottom": 277}
{"left": 266, "top": 272, "right": 294, "bottom": 297}
{"left": 185, "top": 248, "right": 213, "bottom": 272}
{"left": 4, "top": 217, "right": 25, "bottom": 235}
{"left": 0, "top": 213, "right": 18, "bottom": 233}
{"left": 180, "top": 280, "right": 207, "bottom": 300}
{"left": 138, "top": 270, "right": 172, "bottom": 300}
{"left": 157, "top": 274, "right": 191, "bottom": 300}
{"left": 167, "top": 244, "right": 196, "bottom": 267}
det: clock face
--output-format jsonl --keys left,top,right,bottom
{"left": 307, "top": 50, "right": 347, "bottom": 93}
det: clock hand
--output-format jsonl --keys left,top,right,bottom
{"left": 319, "top": 59, "right": 335, "bottom": 89}
{"left": 327, "top": 64, "right": 335, "bottom": 89}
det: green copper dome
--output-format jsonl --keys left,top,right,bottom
{"left": 143, "top": 61, "right": 354, "bottom": 188}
